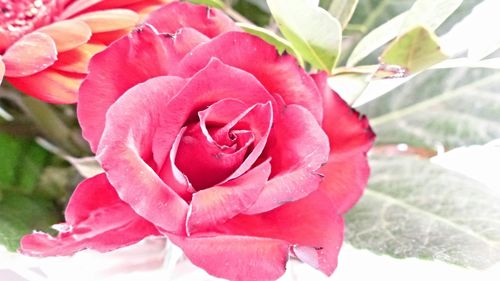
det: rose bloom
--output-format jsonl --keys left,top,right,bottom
{"left": 0, "top": 0, "right": 170, "bottom": 103}
{"left": 21, "top": 2, "right": 375, "bottom": 280}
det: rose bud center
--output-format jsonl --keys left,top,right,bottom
{"left": 174, "top": 98, "right": 272, "bottom": 190}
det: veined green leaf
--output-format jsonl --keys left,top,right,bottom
{"left": 345, "top": 155, "right": 500, "bottom": 269}
{"left": 361, "top": 68, "right": 500, "bottom": 150}
{"left": 328, "top": 0, "right": 359, "bottom": 29}
{"left": 267, "top": 0, "right": 342, "bottom": 72}
{"left": 237, "top": 22, "right": 303, "bottom": 65}
{"left": 380, "top": 26, "right": 448, "bottom": 74}
{"left": 347, "top": 0, "right": 462, "bottom": 66}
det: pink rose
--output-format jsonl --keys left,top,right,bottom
{"left": 21, "top": 2, "right": 375, "bottom": 280}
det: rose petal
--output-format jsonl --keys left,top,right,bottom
{"left": 97, "top": 76, "right": 189, "bottom": 234}
{"left": 20, "top": 174, "right": 159, "bottom": 257}
{"left": 158, "top": 127, "right": 195, "bottom": 201}
{"left": 78, "top": 24, "right": 207, "bottom": 152}
{"left": 220, "top": 188, "right": 343, "bottom": 276}
{"left": 7, "top": 68, "right": 84, "bottom": 104}
{"left": 172, "top": 31, "right": 324, "bottom": 122}
{"left": 244, "top": 104, "right": 330, "bottom": 214}
{"left": 52, "top": 43, "right": 106, "bottom": 73}
{"left": 78, "top": 25, "right": 171, "bottom": 151}
{"left": 150, "top": 58, "right": 275, "bottom": 172}
{"left": 38, "top": 19, "right": 92, "bottom": 52}
{"left": 187, "top": 160, "right": 271, "bottom": 235}
{"left": 74, "top": 9, "right": 139, "bottom": 33}
{"left": 3, "top": 32, "right": 57, "bottom": 77}
{"left": 168, "top": 234, "right": 289, "bottom": 281}
{"left": 145, "top": 2, "right": 239, "bottom": 37}
{"left": 312, "top": 72, "right": 375, "bottom": 214}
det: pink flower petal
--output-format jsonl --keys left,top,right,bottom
{"left": 37, "top": 19, "right": 92, "bottom": 52}
{"left": 245, "top": 104, "right": 330, "bottom": 214}
{"left": 145, "top": 2, "right": 239, "bottom": 37}
{"left": 168, "top": 234, "right": 290, "bottom": 281}
{"left": 219, "top": 189, "right": 344, "bottom": 276}
{"left": 150, "top": 58, "right": 275, "bottom": 172}
{"left": 20, "top": 174, "right": 159, "bottom": 257}
{"left": 51, "top": 43, "right": 106, "bottom": 74}
{"left": 158, "top": 127, "right": 195, "bottom": 201}
{"left": 3, "top": 32, "right": 57, "bottom": 77}
{"left": 78, "top": 24, "right": 207, "bottom": 152}
{"left": 187, "top": 160, "right": 271, "bottom": 235}
{"left": 312, "top": 72, "right": 375, "bottom": 214}
{"left": 74, "top": 9, "right": 139, "bottom": 33}
{"left": 175, "top": 101, "right": 273, "bottom": 189}
{"left": 172, "top": 31, "right": 324, "bottom": 122}
{"left": 7, "top": 68, "right": 84, "bottom": 104}
{"left": 97, "top": 76, "right": 189, "bottom": 234}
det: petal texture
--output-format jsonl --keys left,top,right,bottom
{"left": 20, "top": 174, "right": 159, "bottom": 257}
{"left": 168, "top": 234, "right": 290, "bottom": 281}
{"left": 312, "top": 72, "right": 375, "bottom": 214}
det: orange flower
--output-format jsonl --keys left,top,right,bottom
{"left": 0, "top": 0, "right": 170, "bottom": 103}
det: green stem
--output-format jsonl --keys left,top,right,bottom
{"left": 223, "top": 4, "right": 253, "bottom": 24}
{"left": 19, "top": 96, "right": 85, "bottom": 156}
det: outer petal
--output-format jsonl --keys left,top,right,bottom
{"left": 20, "top": 174, "right": 159, "bottom": 257}
{"left": 187, "top": 160, "right": 271, "bottom": 235}
{"left": 168, "top": 234, "right": 290, "bottom": 281}
{"left": 145, "top": 2, "right": 239, "bottom": 37}
{"left": 219, "top": 189, "right": 344, "bottom": 276}
{"left": 78, "top": 25, "right": 171, "bottom": 151}
{"left": 3, "top": 32, "right": 57, "bottom": 77}
{"left": 37, "top": 19, "right": 92, "bottom": 52}
{"left": 245, "top": 104, "right": 330, "bottom": 214}
{"left": 172, "top": 32, "right": 324, "bottom": 122}
{"left": 97, "top": 76, "right": 189, "bottom": 234}
{"left": 7, "top": 68, "right": 84, "bottom": 104}
{"left": 78, "top": 24, "right": 207, "bottom": 152}
{"left": 312, "top": 72, "right": 375, "bottom": 214}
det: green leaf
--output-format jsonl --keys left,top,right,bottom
{"left": 0, "top": 192, "right": 60, "bottom": 251}
{"left": 237, "top": 22, "right": 303, "bottom": 65}
{"left": 345, "top": 155, "right": 500, "bottom": 269}
{"left": 187, "top": 0, "right": 224, "bottom": 9}
{"left": 361, "top": 68, "right": 500, "bottom": 150}
{"left": 347, "top": 0, "right": 462, "bottom": 66}
{"left": 380, "top": 26, "right": 448, "bottom": 74}
{"left": 328, "top": 0, "right": 359, "bottom": 29}
{"left": 0, "top": 133, "right": 51, "bottom": 193}
{"left": 267, "top": 0, "right": 342, "bottom": 72}
{"left": 233, "top": 0, "right": 271, "bottom": 26}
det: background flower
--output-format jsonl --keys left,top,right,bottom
{"left": 0, "top": 0, "right": 171, "bottom": 103}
